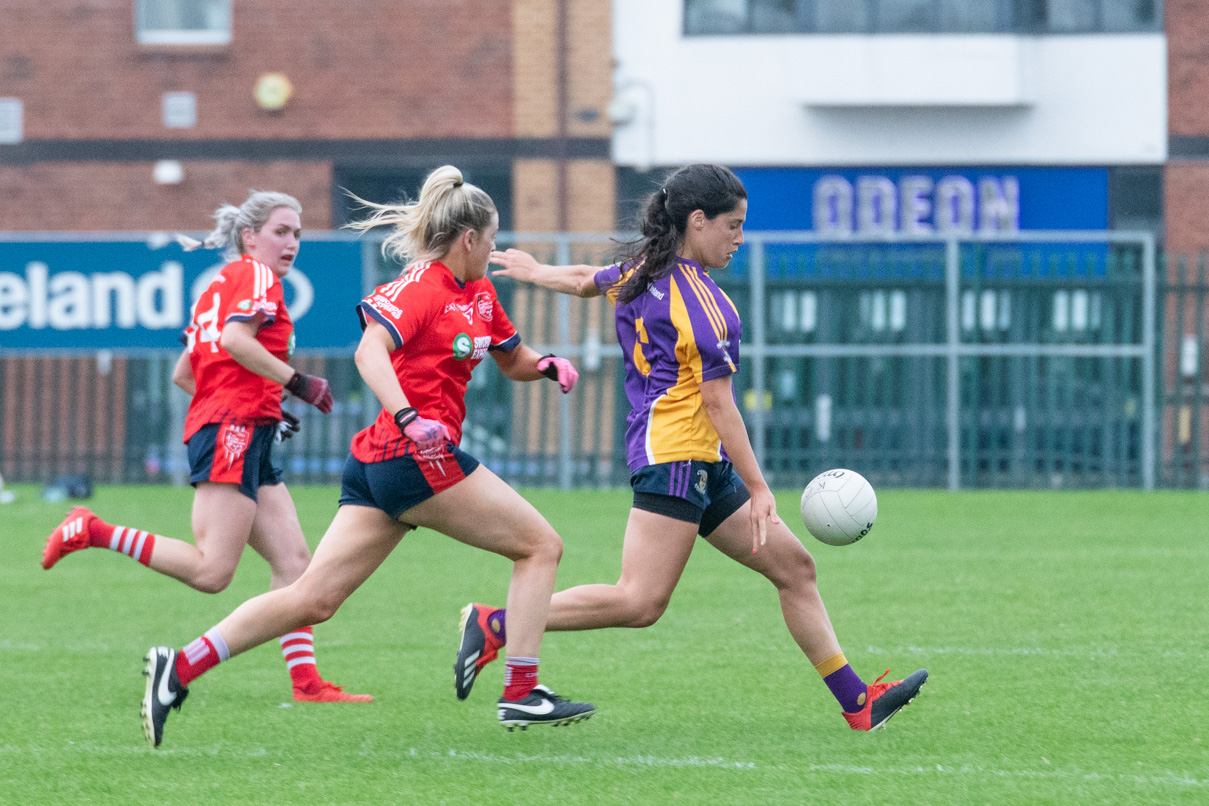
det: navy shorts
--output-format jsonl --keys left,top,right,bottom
{"left": 630, "top": 460, "right": 751, "bottom": 537}
{"left": 187, "top": 422, "right": 283, "bottom": 502}
{"left": 338, "top": 445, "right": 481, "bottom": 522}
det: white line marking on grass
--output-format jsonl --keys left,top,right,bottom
{"left": 803, "top": 763, "right": 1209, "bottom": 788}
{"left": 863, "top": 645, "right": 1205, "bottom": 660}
{"left": 444, "top": 749, "right": 756, "bottom": 769}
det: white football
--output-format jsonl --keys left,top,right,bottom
{"left": 800, "top": 469, "right": 877, "bottom": 546}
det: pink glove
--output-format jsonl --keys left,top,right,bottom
{"left": 536, "top": 354, "right": 579, "bottom": 394}
{"left": 393, "top": 408, "right": 451, "bottom": 455}
{"left": 286, "top": 372, "right": 333, "bottom": 414}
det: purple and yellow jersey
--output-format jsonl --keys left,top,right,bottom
{"left": 593, "top": 258, "right": 742, "bottom": 472}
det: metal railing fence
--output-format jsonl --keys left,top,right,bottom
{"left": 4, "top": 229, "right": 1200, "bottom": 490}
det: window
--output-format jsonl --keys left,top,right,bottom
{"left": 683, "top": 0, "right": 1162, "bottom": 34}
{"left": 136, "top": 0, "right": 231, "bottom": 45}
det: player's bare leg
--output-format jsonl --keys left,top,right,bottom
{"left": 703, "top": 504, "right": 841, "bottom": 663}
{"left": 545, "top": 509, "right": 698, "bottom": 630}
{"left": 247, "top": 483, "right": 373, "bottom": 702}
{"left": 206, "top": 505, "right": 407, "bottom": 653}
{"left": 135, "top": 482, "right": 257, "bottom": 593}
{"left": 706, "top": 502, "right": 927, "bottom": 730}
{"left": 413, "top": 465, "right": 594, "bottom": 727}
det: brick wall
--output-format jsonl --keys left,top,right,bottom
{"left": 1167, "top": 0, "right": 1209, "bottom": 252}
{"left": 0, "top": 161, "right": 332, "bottom": 230}
{"left": 3, "top": 0, "right": 512, "bottom": 141}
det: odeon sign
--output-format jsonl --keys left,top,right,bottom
{"left": 811, "top": 174, "right": 1020, "bottom": 237}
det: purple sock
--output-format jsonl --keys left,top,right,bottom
{"left": 488, "top": 608, "right": 507, "bottom": 643}
{"left": 824, "top": 664, "right": 867, "bottom": 713}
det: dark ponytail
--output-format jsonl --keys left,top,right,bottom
{"left": 615, "top": 164, "right": 747, "bottom": 305}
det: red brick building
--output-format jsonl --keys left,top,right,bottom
{"left": 0, "top": 0, "right": 615, "bottom": 234}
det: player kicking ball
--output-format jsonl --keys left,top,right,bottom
{"left": 455, "top": 164, "right": 927, "bottom": 732}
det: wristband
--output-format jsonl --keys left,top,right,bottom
{"left": 538, "top": 354, "right": 561, "bottom": 382}
{"left": 393, "top": 407, "right": 419, "bottom": 432}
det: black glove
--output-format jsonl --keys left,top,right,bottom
{"left": 275, "top": 411, "right": 301, "bottom": 443}
{"left": 285, "top": 372, "right": 333, "bottom": 413}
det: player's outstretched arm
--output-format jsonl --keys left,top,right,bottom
{"left": 490, "top": 248, "right": 603, "bottom": 298}
{"left": 700, "top": 375, "right": 778, "bottom": 554}
{"left": 491, "top": 343, "right": 579, "bottom": 393}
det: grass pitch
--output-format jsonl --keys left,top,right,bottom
{"left": 1, "top": 483, "right": 1206, "bottom": 804}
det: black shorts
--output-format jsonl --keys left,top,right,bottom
{"left": 338, "top": 445, "right": 481, "bottom": 522}
{"left": 187, "top": 422, "right": 283, "bottom": 502}
{"left": 630, "top": 460, "right": 751, "bottom": 537}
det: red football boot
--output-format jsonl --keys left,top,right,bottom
{"left": 843, "top": 668, "right": 928, "bottom": 730}
{"left": 293, "top": 680, "right": 374, "bottom": 703}
{"left": 42, "top": 507, "right": 99, "bottom": 570}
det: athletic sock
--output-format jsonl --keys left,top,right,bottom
{"left": 89, "top": 520, "right": 157, "bottom": 566}
{"left": 503, "top": 656, "right": 539, "bottom": 701}
{"left": 280, "top": 627, "right": 323, "bottom": 691}
{"left": 487, "top": 608, "right": 507, "bottom": 643}
{"left": 815, "top": 652, "right": 868, "bottom": 713}
{"left": 175, "top": 628, "right": 230, "bottom": 686}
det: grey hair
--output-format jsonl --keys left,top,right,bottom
{"left": 175, "top": 191, "right": 302, "bottom": 259}
{"left": 344, "top": 166, "right": 496, "bottom": 266}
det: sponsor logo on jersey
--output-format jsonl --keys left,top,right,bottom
{"left": 648, "top": 286, "right": 665, "bottom": 300}
{"left": 471, "top": 335, "right": 490, "bottom": 361}
{"left": 444, "top": 301, "right": 476, "bottom": 325}
{"left": 452, "top": 332, "right": 473, "bottom": 360}
{"left": 371, "top": 294, "right": 403, "bottom": 320}
{"left": 475, "top": 292, "right": 493, "bottom": 322}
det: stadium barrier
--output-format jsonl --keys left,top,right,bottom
{"left": 5, "top": 229, "right": 1203, "bottom": 490}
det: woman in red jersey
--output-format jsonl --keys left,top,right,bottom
{"left": 139, "top": 167, "right": 594, "bottom": 748}
{"left": 43, "top": 191, "right": 371, "bottom": 704}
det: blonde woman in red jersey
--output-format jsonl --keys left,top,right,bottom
{"left": 42, "top": 191, "right": 371, "bottom": 705}
{"left": 138, "top": 167, "right": 594, "bottom": 748}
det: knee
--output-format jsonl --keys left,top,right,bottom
{"left": 625, "top": 593, "right": 671, "bottom": 628}
{"left": 295, "top": 586, "right": 344, "bottom": 625}
{"left": 513, "top": 527, "right": 562, "bottom": 566}
{"left": 275, "top": 545, "right": 313, "bottom": 583}
{"left": 768, "top": 544, "right": 818, "bottom": 591}
{"left": 191, "top": 567, "right": 237, "bottom": 595}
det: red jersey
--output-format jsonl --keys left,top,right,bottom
{"left": 350, "top": 260, "right": 520, "bottom": 462}
{"left": 182, "top": 255, "right": 294, "bottom": 442}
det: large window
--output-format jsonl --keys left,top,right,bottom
{"left": 136, "top": 0, "right": 232, "bottom": 45}
{"left": 684, "top": 0, "right": 1161, "bottom": 34}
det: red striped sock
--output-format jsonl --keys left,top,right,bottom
{"left": 280, "top": 627, "right": 322, "bottom": 691}
{"left": 503, "top": 657, "right": 539, "bottom": 701}
{"left": 175, "top": 628, "right": 230, "bottom": 686}
{"left": 91, "top": 521, "right": 157, "bottom": 566}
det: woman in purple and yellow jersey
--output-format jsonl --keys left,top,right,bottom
{"left": 456, "top": 164, "right": 928, "bottom": 731}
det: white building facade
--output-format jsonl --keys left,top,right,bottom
{"left": 610, "top": 1, "right": 1166, "bottom": 235}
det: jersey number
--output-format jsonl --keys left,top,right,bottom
{"left": 633, "top": 316, "right": 651, "bottom": 376}
{"left": 187, "top": 292, "right": 222, "bottom": 353}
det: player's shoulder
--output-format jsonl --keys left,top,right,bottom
{"left": 221, "top": 256, "right": 279, "bottom": 289}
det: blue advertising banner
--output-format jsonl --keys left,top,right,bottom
{"left": 0, "top": 237, "right": 366, "bottom": 352}
{"left": 727, "top": 167, "right": 1112, "bottom": 278}
{"left": 734, "top": 166, "right": 1108, "bottom": 233}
